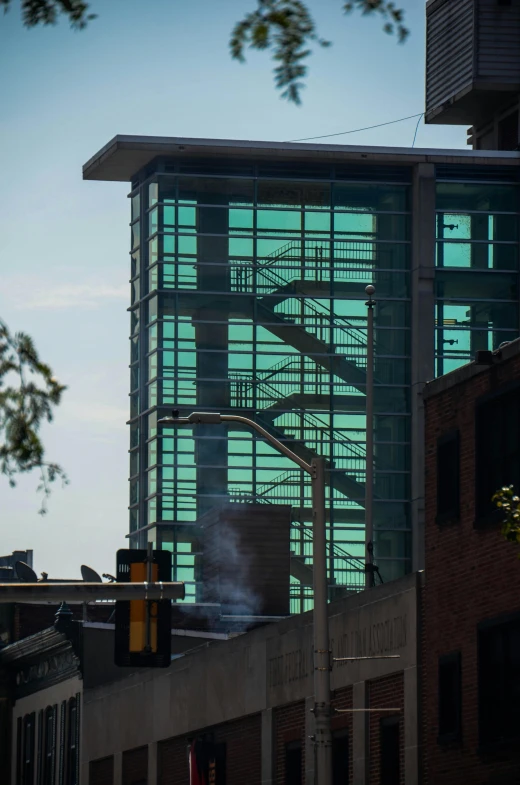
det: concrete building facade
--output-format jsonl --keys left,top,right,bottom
{"left": 83, "top": 573, "right": 421, "bottom": 785}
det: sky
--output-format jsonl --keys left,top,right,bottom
{"left": 0, "top": 0, "right": 468, "bottom": 578}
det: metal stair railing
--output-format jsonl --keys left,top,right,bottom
{"left": 260, "top": 409, "right": 366, "bottom": 474}
{"left": 291, "top": 523, "right": 365, "bottom": 592}
{"left": 229, "top": 357, "right": 360, "bottom": 410}
{"left": 228, "top": 469, "right": 303, "bottom": 506}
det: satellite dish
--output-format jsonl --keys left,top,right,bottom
{"left": 14, "top": 561, "right": 38, "bottom": 583}
{"left": 81, "top": 565, "right": 102, "bottom": 583}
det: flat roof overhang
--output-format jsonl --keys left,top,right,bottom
{"left": 82, "top": 135, "right": 520, "bottom": 183}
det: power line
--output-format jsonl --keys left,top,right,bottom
{"left": 412, "top": 114, "right": 424, "bottom": 148}
{"left": 286, "top": 112, "right": 424, "bottom": 143}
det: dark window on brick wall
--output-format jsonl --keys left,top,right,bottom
{"left": 43, "top": 706, "right": 56, "bottom": 785}
{"left": 436, "top": 430, "right": 460, "bottom": 524}
{"left": 16, "top": 717, "right": 22, "bottom": 785}
{"left": 479, "top": 616, "right": 520, "bottom": 747}
{"left": 380, "top": 717, "right": 400, "bottom": 785}
{"left": 476, "top": 386, "right": 520, "bottom": 523}
{"left": 23, "top": 713, "right": 36, "bottom": 785}
{"left": 285, "top": 740, "right": 302, "bottom": 785}
{"left": 438, "top": 652, "right": 461, "bottom": 743}
{"left": 332, "top": 729, "right": 349, "bottom": 785}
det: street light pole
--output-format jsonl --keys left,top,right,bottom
{"left": 158, "top": 411, "right": 332, "bottom": 785}
{"left": 365, "top": 284, "right": 376, "bottom": 589}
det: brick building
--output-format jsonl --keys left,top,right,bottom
{"left": 1, "top": 575, "right": 420, "bottom": 785}
{"left": 422, "top": 338, "right": 520, "bottom": 784}
{"left": 80, "top": 574, "right": 420, "bottom": 785}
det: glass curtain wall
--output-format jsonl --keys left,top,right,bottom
{"left": 129, "top": 163, "right": 412, "bottom": 613}
{"left": 435, "top": 179, "right": 520, "bottom": 374}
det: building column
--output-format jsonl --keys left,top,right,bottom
{"left": 261, "top": 709, "right": 274, "bottom": 785}
{"left": 304, "top": 695, "right": 315, "bottom": 785}
{"left": 352, "top": 681, "right": 368, "bottom": 785}
{"left": 113, "top": 752, "right": 122, "bottom": 785}
{"left": 148, "top": 742, "right": 157, "bottom": 785}
{"left": 404, "top": 667, "right": 419, "bottom": 785}
{"left": 411, "top": 163, "right": 436, "bottom": 572}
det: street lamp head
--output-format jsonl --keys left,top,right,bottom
{"left": 157, "top": 411, "right": 223, "bottom": 426}
{"left": 365, "top": 284, "right": 375, "bottom": 296}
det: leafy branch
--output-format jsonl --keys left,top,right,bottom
{"left": 230, "top": 0, "right": 408, "bottom": 104}
{"left": 493, "top": 485, "right": 520, "bottom": 548}
{"left": 0, "top": 320, "right": 68, "bottom": 514}
{"left": 230, "top": 0, "right": 330, "bottom": 105}
{"left": 343, "top": 1, "right": 408, "bottom": 43}
{"left": 0, "top": 0, "right": 96, "bottom": 29}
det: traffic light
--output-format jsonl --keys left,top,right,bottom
{"left": 114, "top": 549, "right": 172, "bottom": 667}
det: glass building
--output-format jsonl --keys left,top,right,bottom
{"left": 84, "top": 138, "right": 520, "bottom": 612}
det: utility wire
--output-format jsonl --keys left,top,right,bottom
{"left": 412, "top": 113, "right": 424, "bottom": 148}
{"left": 286, "top": 112, "right": 424, "bottom": 143}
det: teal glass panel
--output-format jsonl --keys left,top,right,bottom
{"left": 131, "top": 222, "right": 140, "bottom": 250}
{"left": 130, "top": 422, "right": 139, "bottom": 448}
{"left": 333, "top": 183, "right": 409, "bottom": 212}
{"left": 178, "top": 177, "right": 254, "bottom": 205}
{"left": 257, "top": 210, "right": 301, "bottom": 231}
{"left": 148, "top": 438, "right": 157, "bottom": 467}
{"left": 149, "top": 265, "right": 158, "bottom": 291}
{"left": 148, "top": 208, "right": 158, "bottom": 237}
{"left": 148, "top": 296, "right": 158, "bottom": 322}
{"left": 178, "top": 206, "right": 196, "bottom": 226}
{"left": 129, "top": 508, "right": 139, "bottom": 532}
{"left": 129, "top": 449, "right": 139, "bottom": 476}
{"left": 149, "top": 238, "right": 158, "bottom": 266}
{"left": 130, "top": 365, "right": 139, "bottom": 391}
{"left": 131, "top": 250, "right": 140, "bottom": 278}
{"left": 163, "top": 206, "right": 175, "bottom": 227}
{"left": 148, "top": 324, "right": 158, "bottom": 352}
{"left": 148, "top": 182, "right": 158, "bottom": 207}
{"left": 130, "top": 336, "right": 139, "bottom": 363}
{"left": 436, "top": 270, "right": 518, "bottom": 301}
{"left": 305, "top": 211, "right": 330, "bottom": 233}
{"left": 148, "top": 381, "right": 157, "bottom": 408}
{"left": 130, "top": 392, "right": 139, "bottom": 419}
{"left": 130, "top": 480, "right": 139, "bottom": 505}
{"left": 178, "top": 234, "right": 197, "bottom": 255}
{"left": 131, "top": 193, "right": 140, "bottom": 222}
{"left": 148, "top": 351, "right": 158, "bottom": 380}
{"left": 436, "top": 182, "right": 520, "bottom": 212}
{"left": 164, "top": 235, "right": 176, "bottom": 254}
{"left": 230, "top": 209, "right": 254, "bottom": 229}
{"left": 258, "top": 181, "right": 330, "bottom": 208}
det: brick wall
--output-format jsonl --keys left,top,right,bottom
{"left": 89, "top": 756, "right": 114, "bottom": 785}
{"left": 368, "top": 673, "right": 404, "bottom": 785}
{"left": 423, "top": 351, "right": 520, "bottom": 785}
{"left": 332, "top": 686, "right": 353, "bottom": 784}
{"left": 122, "top": 746, "right": 148, "bottom": 785}
{"left": 274, "top": 701, "right": 306, "bottom": 784}
{"left": 157, "top": 713, "right": 261, "bottom": 785}
{"left": 158, "top": 736, "right": 189, "bottom": 785}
